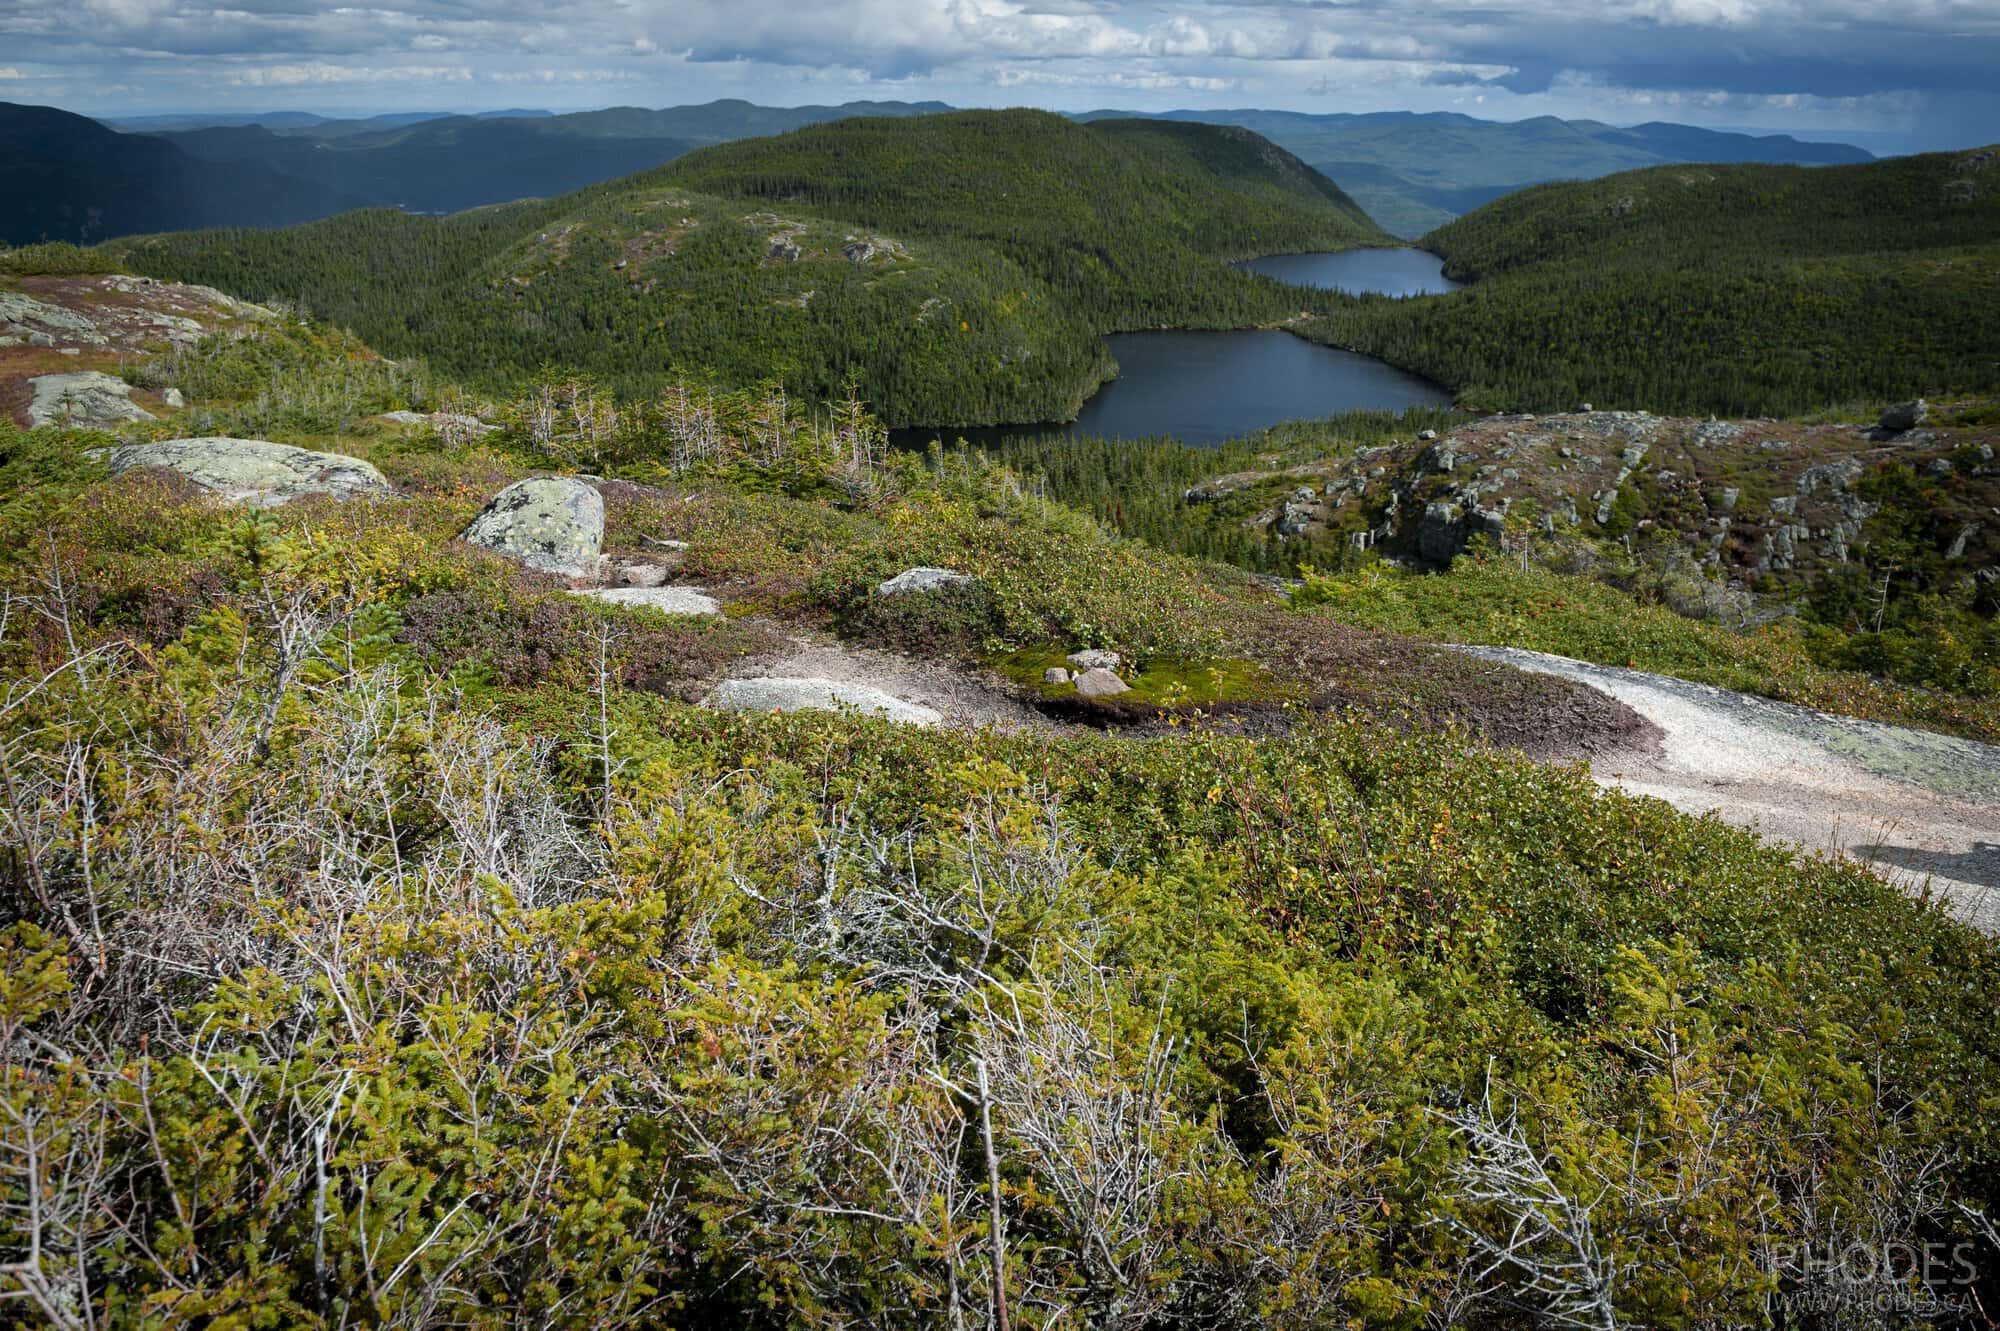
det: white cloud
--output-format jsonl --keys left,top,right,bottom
{"left": 1, "top": 0, "right": 1991, "bottom": 141}
{"left": 490, "top": 68, "right": 642, "bottom": 83}
{"left": 227, "top": 62, "right": 474, "bottom": 86}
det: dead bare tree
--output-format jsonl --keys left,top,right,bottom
{"left": 1437, "top": 1076, "right": 1621, "bottom": 1331}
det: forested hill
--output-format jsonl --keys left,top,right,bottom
{"left": 1080, "top": 108, "right": 1875, "bottom": 236}
{"left": 0, "top": 102, "right": 371, "bottom": 245}
{"left": 1317, "top": 146, "right": 2000, "bottom": 417}
{"left": 112, "top": 111, "right": 1387, "bottom": 426}
{"left": 1426, "top": 151, "right": 2000, "bottom": 279}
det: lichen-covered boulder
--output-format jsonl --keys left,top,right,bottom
{"left": 463, "top": 477, "right": 603, "bottom": 578}
{"left": 28, "top": 372, "right": 155, "bottom": 428}
{"left": 705, "top": 678, "right": 942, "bottom": 726}
{"left": 101, "top": 437, "right": 391, "bottom": 506}
{"left": 876, "top": 567, "right": 977, "bottom": 598}
{"left": 1066, "top": 648, "right": 1121, "bottom": 672}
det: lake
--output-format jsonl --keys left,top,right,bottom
{"left": 1239, "top": 247, "right": 1464, "bottom": 297}
{"left": 895, "top": 247, "right": 1458, "bottom": 449}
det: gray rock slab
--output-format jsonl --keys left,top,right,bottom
{"left": 574, "top": 586, "right": 721, "bottom": 617}
{"left": 28, "top": 372, "right": 154, "bottom": 429}
{"left": 101, "top": 437, "right": 392, "bottom": 505}
{"left": 705, "top": 678, "right": 942, "bottom": 726}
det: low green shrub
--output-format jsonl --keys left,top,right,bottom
{"left": 0, "top": 241, "right": 125, "bottom": 275}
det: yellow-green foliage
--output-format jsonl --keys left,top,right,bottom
{"left": 0, "top": 241, "right": 126, "bottom": 275}
{"left": 2, "top": 418, "right": 1997, "bottom": 1329}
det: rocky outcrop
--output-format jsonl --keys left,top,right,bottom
{"left": 574, "top": 586, "right": 721, "bottom": 617}
{"left": 463, "top": 477, "right": 604, "bottom": 578}
{"left": 1, "top": 292, "right": 106, "bottom": 346}
{"left": 1416, "top": 499, "right": 1507, "bottom": 566}
{"left": 27, "top": 372, "right": 154, "bottom": 429}
{"left": 1879, "top": 401, "right": 1928, "bottom": 433}
{"left": 1182, "top": 406, "right": 1993, "bottom": 586}
{"left": 3, "top": 277, "right": 270, "bottom": 356}
{"left": 101, "top": 437, "right": 392, "bottom": 506}
{"left": 705, "top": 678, "right": 942, "bottom": 726}
{"left": 1595, "top": 442, "right": 1652, "bottom": 525}
{"left": 379, "top": 410, "right": 498, "bottom": 436}
{"left": 876, "top": 567, "right": 977, "bottom": 598}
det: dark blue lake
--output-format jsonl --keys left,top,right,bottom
{"left": 1239, "top": 247, "right": 1464, "bottom": 297}
{"left": 896, "top": 247, "right": 1458, "bottom": 449}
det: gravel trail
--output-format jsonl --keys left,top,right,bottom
{"left": 1459, "top": 646, "right": 2000, "bottom": 933}
{"left": 729, "top": 630, "right": 1057, "bottom": 733}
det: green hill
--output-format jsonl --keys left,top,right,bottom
{"left": 1314, "top": 147, "right": 2000, "bottom": 416}
{"left": 111, "top": 110, "right": 1387, "bottom": 426}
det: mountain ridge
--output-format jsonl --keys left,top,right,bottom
{"left": 5, "top": 97, "right": 1877, "bottom": 243}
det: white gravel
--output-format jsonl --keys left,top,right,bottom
{"left": 1460, "top": 646, "right": 2000, "bottom": 934}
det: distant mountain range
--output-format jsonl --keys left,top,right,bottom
{"left": 2, "top": 97, "right": 1872, "bottom": 246}
{"left": 1074, "top": 109, "right": 1874, "bottom": 235}
{"left": 0, "top": 102, "right": 372, "bottom": 244}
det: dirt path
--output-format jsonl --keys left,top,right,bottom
{"left": 1459, "top": 646, "right": 2000, "bottom": 933}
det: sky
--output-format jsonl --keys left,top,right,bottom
{"left": 2, "top": 0, "right": 1997, "bottom": 151}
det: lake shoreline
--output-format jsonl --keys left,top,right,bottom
{"left": 894, "top": 249, "right": 1462, "bottom": 449}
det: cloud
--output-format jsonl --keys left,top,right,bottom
{"left": 226, "top": 62, "right": 475, "bottom": 87}
{"left": 2, "top": 0, "right": 1993, "bottom": 147}
{"left": 490, "top": 68, "right": 644, "bottom": 84}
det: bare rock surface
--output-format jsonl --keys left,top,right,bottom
{"left": 705, "top": 677, "right": 944, "bottom": 727}
{"left": 1, "top": 291, "right": 105, "bottom": 343}
{"left": 876, "top": 567, "right": 977, "bottom": 597}
{"left": 722, "top": 632, "right": 1050, "bottom": 732}
{"left": 1461, "top": 644, "right": 2000, "bottom": 933}
{"left": 463, "top": 476, "right": 603, "bottom": 578}
{"left": 102, "top": 437, "right": 391, "bottom": 505}
{"left": 575, "top": 586, "right": 721, "bottom": 617}
{"left": 28, "top": 371, "right": 154, "bottom": 428}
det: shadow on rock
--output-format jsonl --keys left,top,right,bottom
{"left": 1865, "top": 842, "right": 2000, "bottom": 890}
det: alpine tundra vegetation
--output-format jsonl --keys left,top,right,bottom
{"left": 1, "top": 106, "right": 1998, "bottom": 1330}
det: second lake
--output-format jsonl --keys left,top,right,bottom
{"left": 896, "top": 247, "right": 1460, "bottom": 449}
